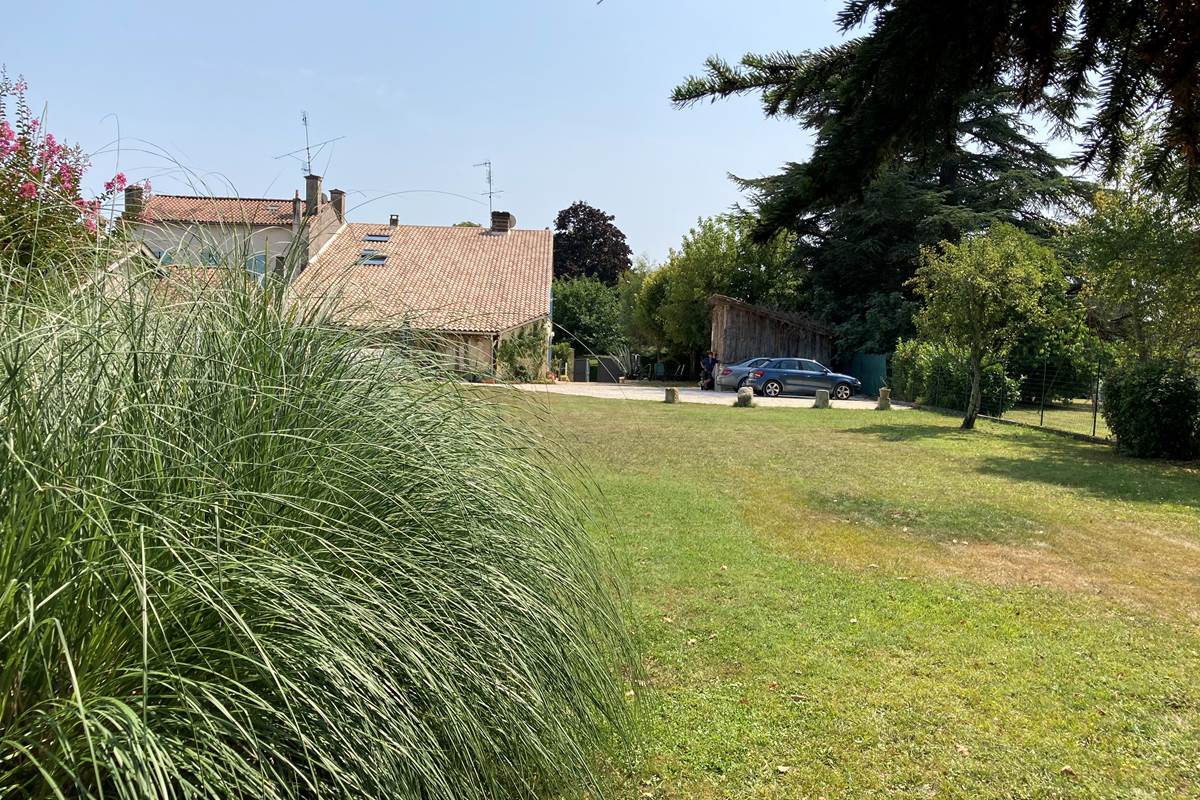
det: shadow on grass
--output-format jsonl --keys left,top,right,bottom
{"left": 847, "top": 415, "right": 1200, "bottom": 512}
{"left": 977, "top": 452, "right": 1200, "bottom": 511}
{"left": 844, "top": 422, "right": 970, "bottom": 442}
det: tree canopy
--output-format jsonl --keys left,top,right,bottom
{"left": 551, "top": 277, "right": 625, "bottom": 356}
{"left": 637, "top": 216, "right": 796, "bottom": 361}
{"left": 552, "top": 202, "right": 633, "bottom": 285}
{"left": 675, "top": 1, "right": 1200, "bottom": 204}
{"left": 674, "top": 41, "right": 1087, "bottom": 355}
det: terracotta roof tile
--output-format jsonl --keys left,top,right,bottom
{"left": 291, "top": 223, "right": 552, "bottom": 333}
{"left": 142, "top": 194, "right": 296, "bottom": 226}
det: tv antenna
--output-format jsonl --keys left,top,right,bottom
{"left": 274, "top": 111, "right": 345, "bottom": 175}
{"left": 473, "top": 160, "right": 503, "bottom": 213}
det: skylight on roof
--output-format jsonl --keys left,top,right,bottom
{"left": 363, "top": 233, "right": 390, "bottom": 242}
{"left": 357, "top": 249, "right": 387, "bottom": 266}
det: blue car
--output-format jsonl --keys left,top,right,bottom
{"left": 748, "top": 358, "right": 862, "bottom": 400}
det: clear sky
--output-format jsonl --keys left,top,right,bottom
{"left": 3, "top": 0, "right": 846, "bottom": 260}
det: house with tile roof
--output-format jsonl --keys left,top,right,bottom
{"left": 121, "top": 174, "right": 345, "bottom": 276}
{"left": 123, "top": 175, "right": 550, "bottom": 377}
{"left": 290, "top": 211, "right": 552, "bottom": 376}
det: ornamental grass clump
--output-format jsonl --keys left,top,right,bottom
{"left": 0, "top": 263, "right": 632, "bottom": 799}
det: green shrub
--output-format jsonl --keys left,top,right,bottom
{"left": 0, "top": 268, "right": 631, "bottom": 799}
{"left": 1102, "top": 361, "right": 1200, "bottom": 459}
{"left": 496, "top": 322, "right": 547, "bottom": 381}
{"left": 551, "top": 341, "right": 575, "bottom": 375}
{"left": 891, "top": 339, "right": 1020, "bottom": 415}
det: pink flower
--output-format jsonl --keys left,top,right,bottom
{"left": 84, "top": 217, "right": 98, "bottom": 233}
{"left": 13, "top": 80, "right": 27, "bottom": 94}
{"left": 104, "top": 172, "right": 127, "bottom": 192}
{"left": 18, "top": 181, "right": 37, "bottom": 199}
{"left": 0, "top": 121, "right": 12, "bottom": 143}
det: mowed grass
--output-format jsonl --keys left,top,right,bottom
{"left": 517, "top": 395, "right": 1200, "bottom": 799}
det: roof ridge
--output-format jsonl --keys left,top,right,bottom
{"left": 149, "top": 194, "right": 295, "bottom": 203}
{"left": 347, "top": 222, "right": 545, "bottom": 233}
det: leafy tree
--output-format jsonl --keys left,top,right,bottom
{"left": 452, "top": 220, "right": 482, "bottom": 227}
{"left": 616, "top": 257, "right": 658, "bottom": 353}
{"left": 552, "top": 201, "right": 632, "bottom": 285}
{"left": 909, "top": 225, "right": 1062, "bottom": 429}
{"left": 551, "top": 277, "right": 625, "bottom": 355}
{"left": 1064, "top": 140, "right": 1200, "bottom": 363}
{"left": 675, "top": 48, "right": 1085, "bottom": 355}
{"left": 677, "top": 1, "right": 1200, "bottom": 206}
{"left": 631, "top": 266, "right": 670, "bottom": 356}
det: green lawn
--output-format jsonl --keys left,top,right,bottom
{"left": 1001, "top": 399, "right": 1112, "bottom": 439}
{"left": 519, "top": 395, "right": 1200, "bottom": 799}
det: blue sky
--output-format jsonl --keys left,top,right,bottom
{"left": 2, "top": 0, "right": 847, "bottom": 259}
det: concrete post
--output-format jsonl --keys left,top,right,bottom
{"left": 876, "top": 387, "right": 892, "bottom": 411}
{"left": 665, "top": 387, "right": 680, "bottom": 404}
{"left": 814, "top": 389, "right": 830, "bottom": 409}
{"left": 735, "top": 386, "right": 754, "bottom": 407}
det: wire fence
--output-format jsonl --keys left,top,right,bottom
{"left": 892, "top": 349, "right": 1114, "bottom": 440}
{"left": 997, "top": 354, "right": 1112, "bottom": 440}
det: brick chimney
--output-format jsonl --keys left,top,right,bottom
{"left": 123, "top": 184, "right": 145, "bottom": 221}
{"left": 329, "top": 188, "right": 346, "bottom": 223}
{"left": 292, "top": 191, "right": 302, "bottom": 230}
{"left": 490, "top": 211, "right": 516, "bottom": 234}
{"left": 389, "top": 214, "right": 399, "bottom": 227}
{"left": 305, "top": 174, "right": 322, "bottom": 217}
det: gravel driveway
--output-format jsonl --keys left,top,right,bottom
{"left": 508, "top": 382, "right": 907, "bottom": 410}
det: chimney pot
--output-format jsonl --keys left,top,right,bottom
{"left": 490, "top": 211, "right": 516, "bottom": 233}
{"left": 123, "top": 184, "right": 145, "bottom": 221}
{"left": 329, "top": 189, "right": 346, "bottom": 223}
{"left": 389, "top": 214, "right": 399, "bottom": 227}
{"left": 305, "top": 174, "right": 322, "bottom": 216}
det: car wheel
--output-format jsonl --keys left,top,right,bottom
{"left": 833, "top": 383, "right": 852, "bottom": 400}
{"left": 736, "top": 377, "right": 747, "bottom": 389}
{"left": 762, "top": 379, "right": 783, "bottom": 398}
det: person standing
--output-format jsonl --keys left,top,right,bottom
{"left": 700, "top": 351, "right": 718, "bottom": 391}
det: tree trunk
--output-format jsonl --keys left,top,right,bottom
{"left": 962, "top": 350, "right": 983, "bottom": 430}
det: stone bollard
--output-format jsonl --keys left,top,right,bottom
{"left": 665, "top": 387, "right": 680, "bottom": 404}
{"left": 814, "top": 389, "right": 831, "bottom": 409}
{"left": 735, "top": 386, "right": 754, "bottom": 407}
{"left": 876, "top": 387, "right": 892, "bottom": 411}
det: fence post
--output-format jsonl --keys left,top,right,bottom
{"left": 1039, "top": 360, "right": 1048, "bottom": 427}
{"left": 1092, "top": 354, "right": 1101, "bottom": 438}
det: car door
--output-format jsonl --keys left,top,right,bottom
{"left": 774, "top": 359, "right": 804, "bottom": 392}
{"left": 799, "top": 360, "right": 831, "bottom": 393}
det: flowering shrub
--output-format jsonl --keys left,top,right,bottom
{"left": 0, "top": 70, "right": 131, "bottom": 271}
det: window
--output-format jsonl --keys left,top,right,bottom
{"left": 246, "top": 254, "right": 267, "bottom": 276}
{"left": 771, "top": 359, "right": 799, "bottom": 370}
{"left": 357, "top": 249, "right": 387, "bottom": 266}
{"left": 801, "top": 360, "right": 827, "bottom": 373}
{"left": 200, "top": 248, "right": 221, "bottom": 266}
{"left": 363, "top": 233, "right": 390, "bottom": 243}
